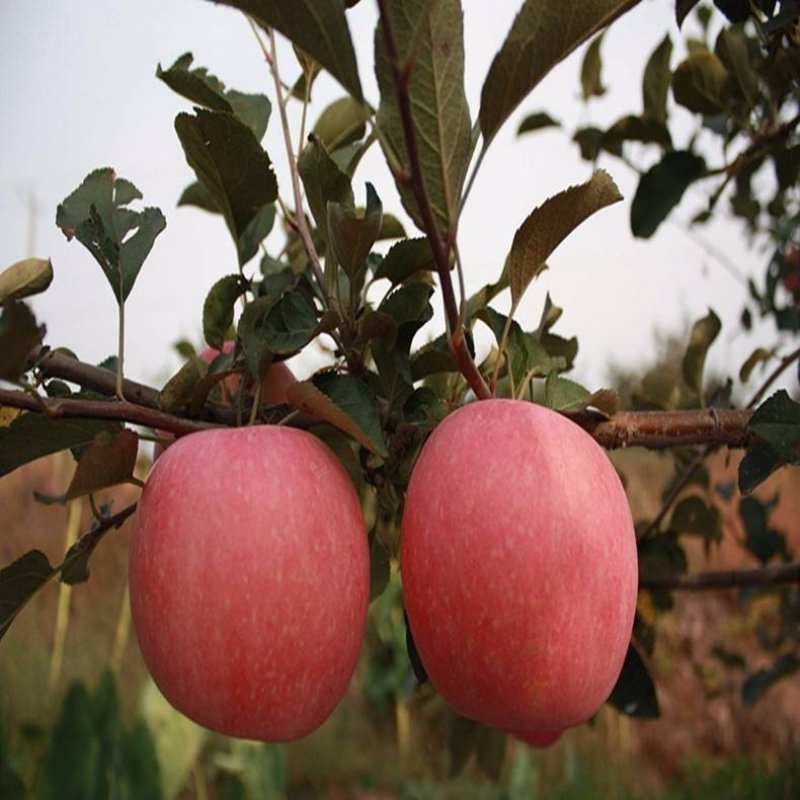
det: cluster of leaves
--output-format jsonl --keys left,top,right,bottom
{"left": 1, "top": 0, "right": 800, "bottom": 783}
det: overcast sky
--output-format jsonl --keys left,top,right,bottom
{"left": 0, "top": 0, "right": 779, "bottom": 393}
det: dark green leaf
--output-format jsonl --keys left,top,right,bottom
{"left": 312, "top": 96, "right": 370, "bottom": 151}
{"left": 287, "top": 374, "right": 387, "bottom": 456}
{"left": 573, "top": 126, "right": 615, "bottom": 161}
{"left": 120, "top": 718, "right": 163, "bottom": 800}
{"left": 682, "top": 308, "right": 721, "bottom": 396}
{"left": 0, "top": 301, "right": 44, "bottom": 381}
{"left": 716, "top": 28, "right": 759, "bottom": 108}
{"left": 506, "top": 170, "right": 622, "bottom": 310}
{"left": 738, "top": 441, "right": 784, "bottom": 494}
{"left": 639, "top": 531, "right": 688, "bottom": 580}
{"left": 748, "top": 390, "right": 800, "bottom": 464}
{"left": 604, "top": 115, "right": 672, "bottom": 148}
{"left": 447, "top": 714, "right": 478, "bottom": 777}
{"left": 260, "top": 291, "right": 322, "bottom": 354}
{"left": 672, "top": 51, "right": 730, "bottom": 115}
{"left": 676, "top": 0, "right": 703, "bottom": 25}
{"left": 327, "top": 183, "right": 383, "bottom": 278}
{"left": 175, "top": 110, "right": 277, "bottom": 266}
{"left": 207, "top": 0, "right": 362, "bottom": 100}
{"left": 739, "top": 495, "right": 788, "bottom": 565}
{"left": 713, "top": 0, "right": 754, "bottom": 24}
{"left": 158, "top": 356, "right": 208, "bottom": 414}
{"left": 375, "top": 0, "right": 472, "bottom": 236}
{"left": 479, "top": 0, "right": 641, "bottom": 145}
{"left": 369, "top": 531, "right": 391, "bottom": 601}
{"left": 642, "top": 35, "right": 673, "bottom": 124}
{"left": 298, "top": 137, "right": 354, "bottom": 243}
{"left": 670, "top": 496, "right": 722, "bottom": 553}
{"left": 0, "top": 550, "right": 55, "bottom": 642}
{"left": 237, "top": 203, "right": 276, "bottom": 266}
{"left": 475, "top": 725, "right": 507, "bottom": 781}
{"left": 203, "top": 274, "right": 249, "bottom": 350}
{"left": 742, "top": 653, "right": 800, "bottom": 706}
{"left": 56, "top": 168, "right": 166, "bottom": 302}
{"left": 631, "top": 151, "right": 706, "bottom": 238}
{"left": 580, "top": 32, "right": 606, "bottom": 100}
{"left": 177, "top": 181, "right": 219, "bottom": 213}
{"left": 373, "top": 237, "right": 435, "bottom": 285}
{"left": 607, "top": 644, "right": 660, "bottom": 718}
{"left": 0, "top": 258, "right": 53, "bottom": 303}
{"left": 0, "top": 415, "right": 122, "bottom": 477}
{"left": 517, "top": 111, "right": 561, "bottom": 135}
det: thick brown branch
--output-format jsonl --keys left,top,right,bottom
{"left": 641, "top": 562, "right": 800, "bottom": 591}
{"left": 0, "top": 388, "right": 218, "bottom": 436}
{"left": 571, "top": 408, "right": 753, "bottom": 450}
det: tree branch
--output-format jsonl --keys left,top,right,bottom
{"left": 376, "top": 0, "right": 491, "bottom": 401}
{"left": 640, "top": 561, "right": 800, "bottom": 591}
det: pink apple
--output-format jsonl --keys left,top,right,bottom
{"left": 401, "top": 399, "right": 637, "bottom": 735}
{"left": 130, "top": 425, "right": 369, "bottom": 741}
{"left": 510, "top": 728, "right": 563, "bottom": 748}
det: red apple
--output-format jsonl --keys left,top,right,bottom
{"left": 511, "top": 728, "right": 563, "bottom": 748}
{"left": 401, "top": 399, "right": 637, "bottom": 735}
{"left": 130, "top": 425, "right": 369, "bottom": 742}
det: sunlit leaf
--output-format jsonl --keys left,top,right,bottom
{"left": 0, "top": 258, "right": 53, "bottom": 303}
{"left": 479, "top": 0, "right": 642, "bottom": 145}
{"left": 630, "top": 151, "right": 706, "bottom": 238}
{"left": 506, "top": 170, "right": 622, "bottom": 310}
{"left": 206, "top": 0, "right": 362, "bottom": 100}
{"left": 375, "top": 0, "right": 472, "bottom": 236}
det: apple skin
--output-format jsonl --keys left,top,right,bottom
{"left": 401, "top": 399, "right": 637, "bottom": 734}
{"left": 130, "top": 425, "right": 369, "bottom": 742}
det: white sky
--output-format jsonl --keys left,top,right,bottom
{"left": 0, "top": 0, "right": 781, "bottom": 393}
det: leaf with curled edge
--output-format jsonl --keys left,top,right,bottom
{"left": 375, "top": 0, "right": 472, "bottom": 237}
{"left": 506, "top": 170, "right": 622, "bottom": 311}
{"left": 0, "top": 258, "right": 53, "bottom": 304}
{"left": 287, "top": 374, "right": 387, "bottom": 457}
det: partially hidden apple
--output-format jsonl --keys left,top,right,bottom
{"left": 400, "top": 399, "right": 637, "bottom": 742}
{"left": 130, "top": 425, "right": 369, "bottom": 742}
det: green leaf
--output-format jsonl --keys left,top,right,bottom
{"left": 369, "top": 530, "right": 391, "bottom": 601}
{"left": 237, "top": 203, "right": 277, "bottom": 266}
{"left": 630, "top": 151, "right": 706, "bottom": 238}
{"left": 0, "top": 301, "right": 45, "bottom": 381}
{"left": 298, "top": 137, "right": 354, "bottom": 243}
{"left": 0, "top": 550, "right": 55, "bottom": 642}
{"left": 373, "top": 237, "right": 435, "bottom": 285}
{"left": 742, "top": 653, "right": 800, "bottom": 706}
{"left": 207, "top": 0, "right": 362, "bottom": 100}
{"left": 119, "top": 718, "right": 163, "bottom": 800}
{"left": 375, "top": 0, "right": 472, "bottom": 236}
{"left": 174, "top": 110, "right": 277, "bottom": 266}
{"left": 738, "top": 441, "right": 783, "bottom": 495}
{"left": 607, "top": 644, "right": 660, "bottom": 718}
{"left": 312, "top": 96, "right": 370, "bottom": 151}
{"left": 156, "top": 52, "right": 271, "bottom": 140}
{"left": 671, "top": 51, "right": 730, "bottom": 115}
{"left": 177, "top": 181, "right": 219, "bottom": 213}
{"left": 259, "top": 291, "right": 324, "bottom": 354}
{"left": 739, "top": 347, "right": 774, "bottom": 382}
{"left": 604, "top": 115, "right": 672, "bottom": 149}
{"left": 506, "top": 170, "right": 622, "bottom": 310}
{"left": 682, "top": 308, "right": 721, "bottom": 396}
{"left": 287, "top": 374, "right": 387, "bottom": 456}
{"left": 203, "top": 274, "right": 249, "bottom": 350}
{"left": 0, "top": 258, "right": 53, "bottom": 303}
{"left": 580, "top": 32, "right": 606, "bottom": 100}
{"left": 739, "top": 495, "right": 788, "bottom": 565}
{"left": 676, "top": 0, "right": 703, "bottom": 26}
{"left": 747, "top": 390, "right": 800, "bottom": 464}
{"left": 158, "top": 356, "right": 208, "bottom": 414}
{"left": 479, "top": 0, "right": 641, "bottom": 145}
{"left": 0, "top": 414, "right": 122, "bottom": 477}
{"left": 56, "top": 168, "right": 166, "bottom": 302}
{"left": 66, "top": 429, "right": 138, "bottom": 501}
{"left": 544, "top": 372, "right": 591, "bottom": 411}
{"left": 475, "top": 726, "right": 507, "bottom": 781}
{"left": 716, "top": 28, "right": 759, "bottom": 108}
{"left": 670, "top": 496, "right": 722, "bottom": 553}
{"left": 517, "top": 111, "right": 561, "bottom": 135}
{"left": 327, "top": 183, "right": 383, "bottom": 278}
{"left": 642, "top": 34, "right": 673, "bottom": 124}
{"left": 447, "top": 714, "right": 479, "bottom": 777}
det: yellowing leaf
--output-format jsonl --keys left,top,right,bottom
{"left": 0, "top": 258, "right": 53, "bottom": 303}
{"left": 506, "top": 170, "right": 622, "bottom": 309}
